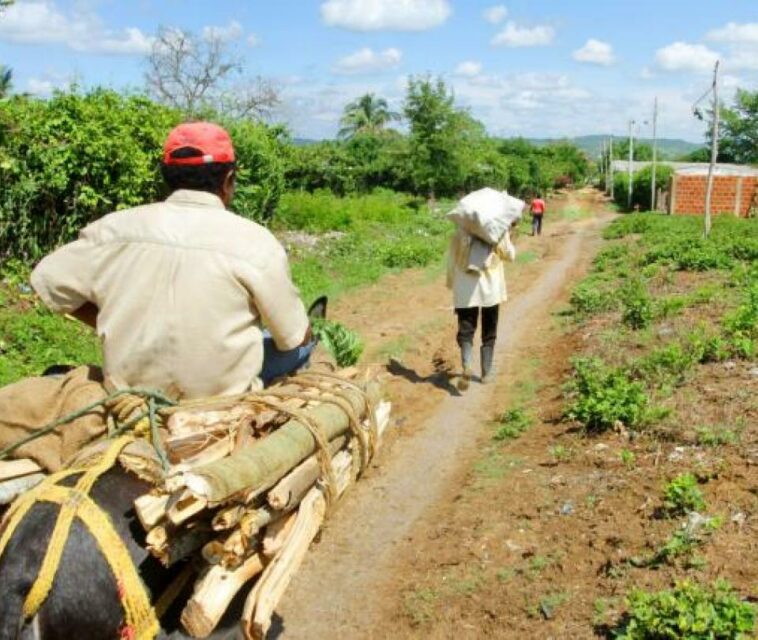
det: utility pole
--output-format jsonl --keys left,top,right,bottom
{"left": 601, "top": 140, "right": 606, "bottom": 191}
{"left": 609, "top": 136, "right": 614, "bottom": 200}
{"left": 651, "top": 97, "right": 658, "bottom": 211}
{"left": 627, "top": 120, "right": 635, "bottom": 210}
{"left": 704, "top": 61, "right": 720, "bottom": 239}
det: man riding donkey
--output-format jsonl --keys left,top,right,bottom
{"left": 447, "top": 188, "right": 524, "bottom": 391}
{"left": 0, "top": 122, "right": 317, "bottom": 473}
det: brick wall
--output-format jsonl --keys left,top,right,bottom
{"left": 670, "top": 174, "right": 756, "bottom": 217}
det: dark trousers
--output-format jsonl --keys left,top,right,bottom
{"left": 532, "top": 214, "right": 543, "bottom": 235}
{"left": 456, "top": 305, "right": 499, "bottom": 348}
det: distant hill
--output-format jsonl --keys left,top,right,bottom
{"left": 528, "top": 134, "right": 704, "bottom": 160}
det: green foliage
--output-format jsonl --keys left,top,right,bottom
{"left": 615, "top": 580, "right": 755, "bottom": 639}
{"left": 226, "top": 121, "right": 288, "bottom": 223}
{"left": 696, "top": 426, "right": 739, "bottom": 447}
{"left": 312, "top": 318, "right": 364, "bottom": 367}
{"left": 493, "top": 408, "right": 533, "bottom": 441}
{"left": 620, "top": 279, "right": 653, "bottom": 330}
{"left": 0, "top": 271, "right": 100, "bottom": 386}
{"left": 565, "top": 357, "right": 650, "bottom": 432}
{"left": 285, "top": 190, "right": 450, "bottom": 302}
{"left": 0, "top": 90, "right": 180, "bottom": 260}
{"left": 0, "top": 90, "right": 287, "bottom": 260}
{"left": 719, "top": 88, "right": 758, "bottom": 164}
{"left": 620, "top": 449, "right": 636, "bottom": 469}
{"left": 339, "top": 93, "right": 399, "bottom": 139}
{"left": 569, "top": 278, "right": 618, "bottom": 317}
{"left": 663, "top": 473, "right": 706, "bottom": 516}
{"left": 403, "top": 75, "right": 476, "bottom": 197}
{"left": 612, "top": 165, "right": 674, "bottom": 211}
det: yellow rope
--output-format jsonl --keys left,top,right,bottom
{"left": 0, "top": 436, "right": 161, "bottom": 640}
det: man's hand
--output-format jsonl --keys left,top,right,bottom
{"left": 70, "top": 302, "right": 99, "bottom": 329}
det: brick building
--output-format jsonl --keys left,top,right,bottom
{"left": 669, "top": 165, "right": 758, "bottom": 217}
{"left": 612, "top": 161, "right": 758, "bottom": 217}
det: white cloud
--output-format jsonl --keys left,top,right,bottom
{"left": 655, "top": 42, "right": 720, "bottom": 73}
{"left": 247, "top": 34, "right": 262, "bottom": 47}
{"left": 0, "top": 0, "right": 152, "bottom": 55}
{"left": 483, "top": 5, "right": 507, "bottom": 25}
{"left": 320, "top": 0, "right": 451, "bottom": 31}
{"left": 572, "top": 39, "right": 615, "bottom": 66}
{"left": 333, "top": 47, "right": 402, "bottom": 74}
{"left": 491, "top": 21, "right": 555, "bottom": 48}
{"left": 202, "top": 20, "right": 243, "bottom": 43}
{"left": 455, "top": 61, "right": 482, "bottom": 77}
{"left": 706, "top": 22, "right": 758, "bottom": 44}
{"left": 26, "top": 78, "right": 56, "bottom": 96}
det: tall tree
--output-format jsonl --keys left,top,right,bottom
{"left": 403, "top": 76, "right": 469, "bottom": 198}
{"left": 146, "top": 27, "right": 279, "bottom": 119}
{"left": 338, "top": 93, "right": 398, "bottom": 138}
{"left": 718, "top": 88, "right": 758, "bottom": 164}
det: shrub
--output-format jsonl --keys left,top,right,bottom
{"left": 493, "top": 408, "right": 533, "bottom": 441}
{"left": 569, "top": 280, "right": 617, "bottom": 317}
{"left": 615, "top": 580, "right": 755, "bottom": 640}
{"left": 564, "top": 357, "right": 649, "bottom": 432}
{"left": 620, "top": 279, "right": 653, "bottom": 330}
{"left": 663, "top": 473, "right": 706, "bottom": 516}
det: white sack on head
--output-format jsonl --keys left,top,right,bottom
{"left": 447, "top": 187, "right": 526, "bottom": 245}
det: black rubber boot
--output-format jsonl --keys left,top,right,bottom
{"left": 481, "top": 344, "right": 495, "bottom": 383}
{"left": 458, "top": 342, "right": 473, "bottom": 391}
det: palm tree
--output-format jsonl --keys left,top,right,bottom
{"left": 338, "top": 93, "right": 399, "bottom": 138}
{"left": 0, "top": 65, "right": 11, "bottom": 98}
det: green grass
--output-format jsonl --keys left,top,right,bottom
{"left": 0, "top": 267, "right": 100, "bottom": 386}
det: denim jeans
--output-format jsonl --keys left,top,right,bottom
{"left": 260, "top": 332, "right": 317, "bottom": 386}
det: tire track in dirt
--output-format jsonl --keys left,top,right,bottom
{"left": 272, "top": 213, "right": 608, "bottom": 639}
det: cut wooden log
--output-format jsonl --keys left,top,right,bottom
{"left": 134, "top": 493, "right": 170, "bottom": 531}
{"left": 262, "top": 512, "right": 297, "bottom": 558}
{"left": 240, "top": 508, "right": 277, "bottom": 539}
{"left": 0, "top": 458, "right": 42, "bottom": 482}
{"left": 180, "top": 553, "right": 265, "bottom": 638}
{"left": 167, "top": 489, "right": 208, "bottom": 526}
{"left": 201, "top": 539, "right": 227, "bottom": 566}
{"left": 0, "top": 473, "right": 45, "bottom": 505}
{"left": 146, "top": 525, "right": 169, "bottom": 557}
{"left": 242, "top": 487, "right": 328, "bottom": 640}
{"left": 183, "top": 383, "right": 379, "bottom": 505}
{"left": 211, "top": 504, "right": 246, "bottom": 531}
{"left": 266, "top": 436, "right": 347, "bottom": 511}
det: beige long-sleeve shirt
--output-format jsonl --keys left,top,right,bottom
{"left": 31, "top": 190, "right": 309, "bottom": 399}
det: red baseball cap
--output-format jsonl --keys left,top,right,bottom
{"left": 163, "top": 122, "right": 235, "bottom": 166}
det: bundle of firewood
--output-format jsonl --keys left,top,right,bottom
{"left": 132, "top": 370, "right": 391, "bottom": 639}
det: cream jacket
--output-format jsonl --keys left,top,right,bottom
{"left": 446, "top": 229, "right": 516, "bottom": 309}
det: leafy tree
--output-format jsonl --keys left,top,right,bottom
{"left": 403, "top": 75, "right": 468, "bottom": 198}
{"left": 614, "top": 139, "right": 654, "bottom": 161}
{"left": 338, "top": 93, "right": 398, "bottom": 139}
{"left": 719, "top": 88, "right": 758, "bottom": 164}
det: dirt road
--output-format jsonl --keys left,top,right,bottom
{"left": 273, "top": 190, "right": 613, "bottom": 638}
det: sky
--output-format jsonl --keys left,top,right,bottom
{"left": 1, "top": 0, "right": 757, "bottom": 143}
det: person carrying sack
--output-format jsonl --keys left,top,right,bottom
{"left": 446, "top": 188, "right": 524, "bottom": 390}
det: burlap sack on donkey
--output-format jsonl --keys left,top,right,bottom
{"left": 0, "top": 366, "right": 108, "bottom": 472}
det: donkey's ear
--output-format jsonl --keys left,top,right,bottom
{"left": 308, "top": 296, "right": 328, "bottom": 320}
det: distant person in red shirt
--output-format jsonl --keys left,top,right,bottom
{"left": 530, "top": 195, "right": 546, "bottom": 236}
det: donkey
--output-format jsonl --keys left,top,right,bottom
{"left": 0, "top": 298, "right": 328, "bottom": 639}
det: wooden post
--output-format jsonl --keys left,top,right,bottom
{"left": 651, "top": 97, "right": 658, "bottom": 211}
